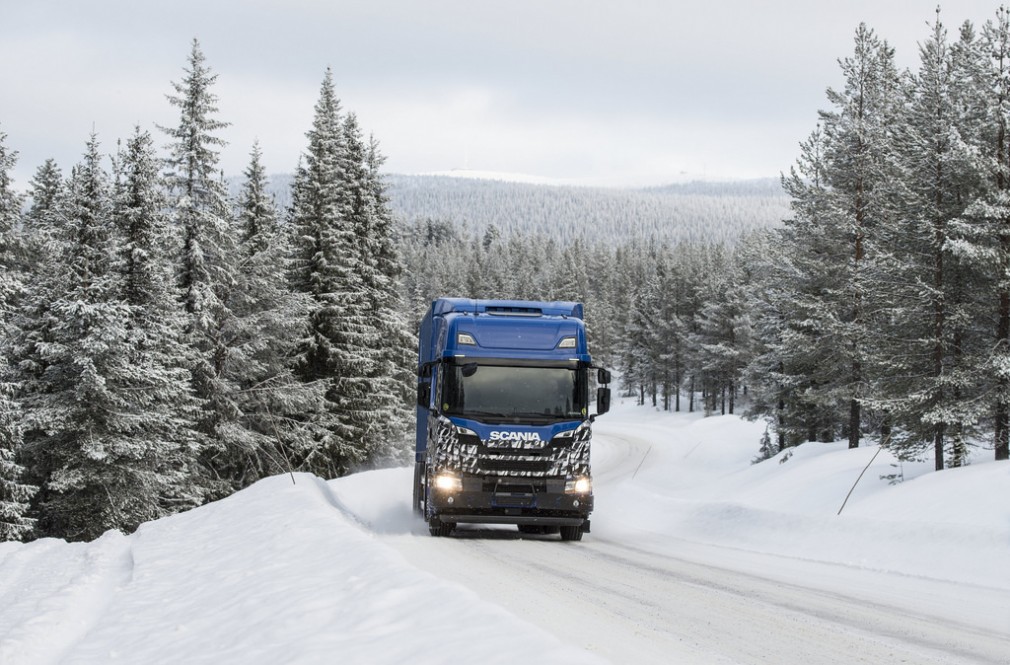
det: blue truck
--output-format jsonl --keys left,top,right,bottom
{"left": 413, "top": 298, "right": 611, "bottom": 540}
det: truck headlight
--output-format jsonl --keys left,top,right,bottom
{"left": 565, "top": 476, "right": 592, "bottom": 494}
{"left": 434, "top": 473, "right": 462, "bottom": 492}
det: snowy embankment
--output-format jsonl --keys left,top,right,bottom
{"left": 1, "top": 399, "right": 1008, "bottom": 663}
{"left": 0, "top": 475, "right": 595, "bottom": 664}
{"left": 593, "top": 404, "right": 1010, "bottom": 593}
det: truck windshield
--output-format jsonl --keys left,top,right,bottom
{"left": 442, "top": 365, "right": 587, "bottom": 422}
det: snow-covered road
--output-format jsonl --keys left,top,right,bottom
{"left": 335, "top": 413, "right": 1010, "bottom": 665}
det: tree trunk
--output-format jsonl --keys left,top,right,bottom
{"left": 934, "top": 196, "right": 946, "bottom": 471}
{"left": 997, "top": 285, "right": 1010, "bottom": 461}
{"left": 848, "top": 397, "right": 860, "bottom": 449}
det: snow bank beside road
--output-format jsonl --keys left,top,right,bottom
{"left": 594, "top": 401, "right": 1010, "bottom": 592}
{"left": 0, "top": 474, "right": 597, "bottom": 665}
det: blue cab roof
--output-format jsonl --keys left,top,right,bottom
{"left": 421, "top": 298, "right": 590, "bottom": 364}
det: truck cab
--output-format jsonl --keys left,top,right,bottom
{"left": 414, "top": 298, "right": 610, "bottom": 540}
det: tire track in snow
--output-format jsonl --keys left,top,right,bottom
{"left": 0, "top": 531, "right": 135, "bottom": 665}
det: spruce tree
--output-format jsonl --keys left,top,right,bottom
{"left": 160, "top": 40, "right": 244, "bottom": 493}
{"left": 288, "top": 69, "right": 371, "bottom": 477}
{"left": 24, "top": 159, "right": 65, "bottom": 232}
{"left": 219, "top": 142, "right": 326, "bottom": 483}
{"left": 357, "top": 131, "right": 414, "bottom": 464}
{"left": 0, "top": 127, "right": 25, "bottom": 314}
{"left": 111, "top": 127, "right": 205, "bottom": 511}
{"left": 160, "top": 39, "right": 232, "bottom": 319}
{"left": 0, "top": 381, "right": 35, "bottom": 541}
{"left": 9, "top": 135, "right": 183, "bottom": 540}
{"left": 0, "top": 130, "right": 36, "bottom": 542}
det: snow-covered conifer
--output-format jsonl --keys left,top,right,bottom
{"left": 8, "top": 135, "right": 184, "bottom": 539}
{"left": 872, "top": 12, "right": 985, "bottom": 469}
{"left": 0, "top": 128, "right": 25, "bottom": 314}
{"left": 160, "top": 40, "right": 250, "bottom": 493}
{"left": 0, "top": 381, "right": 35, "bottom": 541}
{"left": 212, "top": 142, "right": 326, "bottom": 485}
{"left": 288, "top": 69, "right": 371, "bottom": 477}
{"left": 111, "top": 127, "right": 206, "bottom": 510}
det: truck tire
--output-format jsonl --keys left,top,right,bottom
{"left": 559, "top": 525, "right": 583, "bottom": 541}
{"left": 412, "top": 462, "right": 425, "bottom": 515}
{"left": 429, "top": 519, "right": 454, "bottom": 537}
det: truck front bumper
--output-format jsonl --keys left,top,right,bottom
{"left": 428, "top": 475, "right": 593, "bottom": 527}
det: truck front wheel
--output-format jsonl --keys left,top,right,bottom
{"left": 559, "top": 525, "right": 583, "bottom": 541}
{"left": 412, "top": 462, "right": 425, "bottom": 515}
{"left": 429, "top": 519, "right": 455, "bottom": 537}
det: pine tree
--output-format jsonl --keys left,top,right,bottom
{"left": 776, "top": 25, "right": 902, "bottom": 448}
{"left": 940, "top": 9, "right": 1010, "bottom": 464}
{"left": 976, "top": 9, "right": 1010, "bottom": 462}
{"left": 875, "top": 12, "right": 985, "bottom": 469}
{"left": 773, "top": 126, "right": 851, "bottom": 443}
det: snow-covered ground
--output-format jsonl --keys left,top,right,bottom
{"left": 2, "top": 398, "right": 1008, "bottom": 664}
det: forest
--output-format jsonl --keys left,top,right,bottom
{"left": 4, "top": 7, "right": 1010, "bottom": 544}
{"left": 0, "top": 42, "right": 413, "bottom": 542}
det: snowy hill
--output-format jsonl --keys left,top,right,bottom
{"left": 383, "top": 174, "right": 788, "bottom": 245}
{"left": 2, "top": 400, "right": 1008, "bottom": 663}
{"left": 235, "top": 173, "right": 789, "bottom": 246}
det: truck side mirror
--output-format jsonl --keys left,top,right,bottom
{"left": 597, "top": 368, "right": 611, "bottom": 384}
{"left": 597, "top": 387, "right": 611, "bottom": 416}
{"left": 417, "top": 384, "right": 431, "bottom": 408}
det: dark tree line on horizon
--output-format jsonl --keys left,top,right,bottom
{"left": 0, "top": 41, "right": 413, "bottom": 542}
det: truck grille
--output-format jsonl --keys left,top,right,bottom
{"left": 478, "top": 457, "right": 554, "bottom": 474}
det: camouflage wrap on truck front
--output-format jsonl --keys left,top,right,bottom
{"left": 427, "top": 415, "right": 591, "bottom": 479}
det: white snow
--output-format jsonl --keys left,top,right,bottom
{"left": 2, "top": 398, "right": 1009, "bottom": 663}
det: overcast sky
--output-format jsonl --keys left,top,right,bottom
{"left": 0, "top": 1, "right": 1004, "bottom": 188}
